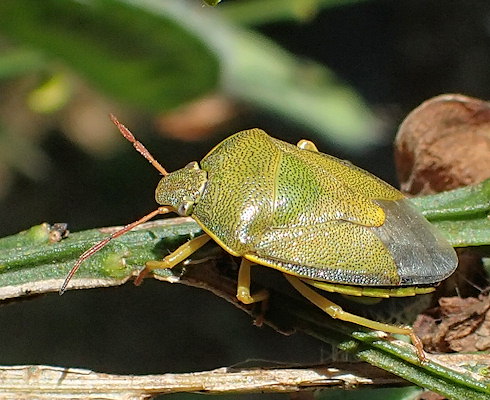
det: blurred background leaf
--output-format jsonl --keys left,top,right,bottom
{"left": 0, "top": 0, "right": 378, "bottom": 150}
{"left": 0, "top": 0, "right": 220, "bottom": 110}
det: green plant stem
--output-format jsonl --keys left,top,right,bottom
{"left": 411, "top": 179, "right": 490, "bottom": 247}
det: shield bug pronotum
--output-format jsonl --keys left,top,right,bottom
{"left": 61, "top": 115, "right": 458, "bottom": 360}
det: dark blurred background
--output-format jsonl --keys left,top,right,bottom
{"left": 0, "top": 0, "right": 488, "bottom": 399}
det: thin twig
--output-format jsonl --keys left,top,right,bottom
{"left": 0, "top": 363, "right": 406, "bottom": 399}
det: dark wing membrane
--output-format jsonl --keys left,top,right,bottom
{"left": 370, "top": 199, "right": 458, "bottom": 285}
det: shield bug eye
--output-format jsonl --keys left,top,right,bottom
{"left": 177, "top": 199, "right": 194, "bottom": 216}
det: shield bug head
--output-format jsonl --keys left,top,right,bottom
{"left": 155, "top": 162, "right": 207, "bottom": 216}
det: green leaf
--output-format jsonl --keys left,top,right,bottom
{"left": 409, "top": 179, "right": 490, "bottom": 247}
{"left": 0, "top": 0, "right": 220, "bottom": 111}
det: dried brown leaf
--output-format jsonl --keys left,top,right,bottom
{"left": 395, "top": 94, "right": 490, "bottom": 195}
{"left": 414, "top": 294, "right": 490, "bottom": 353}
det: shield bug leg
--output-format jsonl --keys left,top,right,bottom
{"left": 236, "top": 259, "right": 269, "bottom": 305}
{"left": 237, "top": 259, "right": 269, "bottom": 326}
{"left": 284, "top": 274, "right": 427, "bottom": 361}
{"left": 297, "top": 139, "right": 319, "bottom": 152}
{"left": 135, "top": 233, "right": 212, "bottom": 285}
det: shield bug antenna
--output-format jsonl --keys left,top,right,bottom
{"left": 59, "top": 116, "right": 172, "bottom": 294}
{"left": 109, "top": 114, "right": 169, "bottom": 177}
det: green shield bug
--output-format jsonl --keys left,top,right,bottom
{"left": 61, "top": 115, "right": 458, "bottom": 360}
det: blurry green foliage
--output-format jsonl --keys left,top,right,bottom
{"left": 0, "top": 0, "right": 378, "bottom": 152}
{"left": 0, "top": 0, "right": 219, "bottom": 110}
